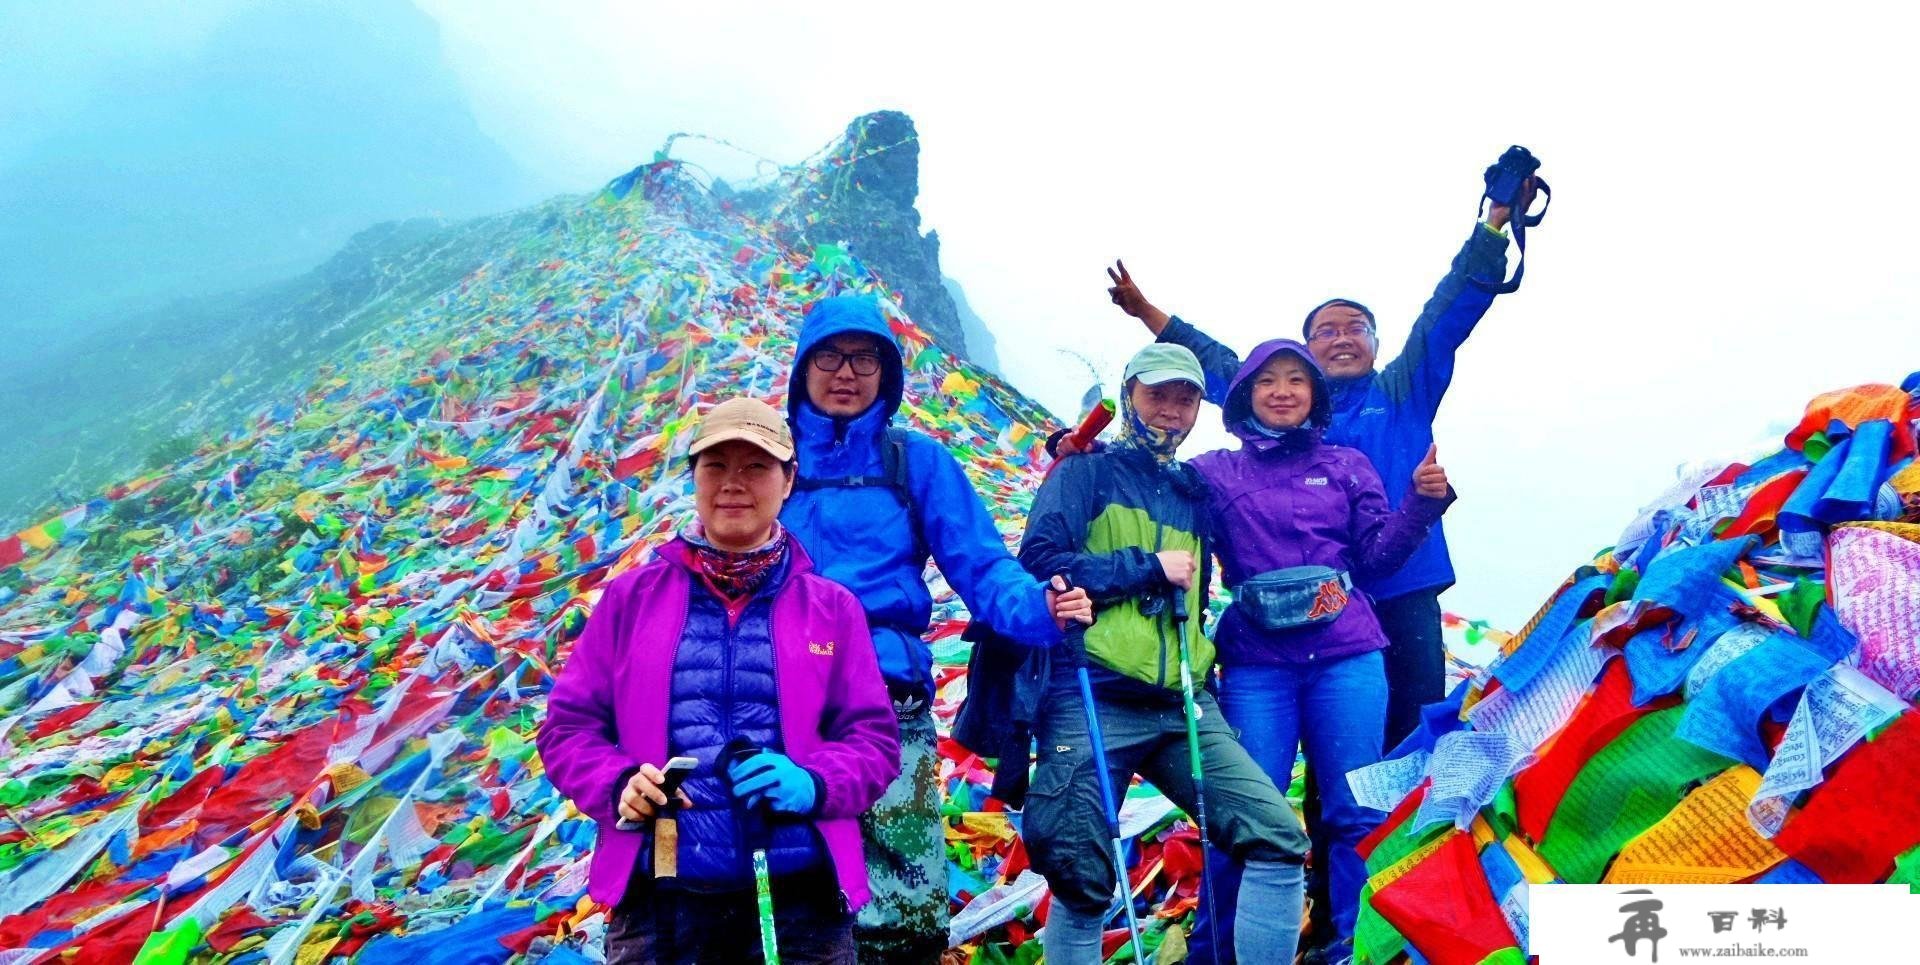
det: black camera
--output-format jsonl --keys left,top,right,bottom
{"left": 1472, "top": 145, "right": 1551, "bottom": 294}
{"left": 1483, "top": 145, "right": 1549, "bottom": 226}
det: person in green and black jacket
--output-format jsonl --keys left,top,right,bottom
{"left": 1016, "top": 343, "right": 1309, "bottom": 964}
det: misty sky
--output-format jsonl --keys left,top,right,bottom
{"left": 12, "top": 2, "right": 1919, "bottom": 625}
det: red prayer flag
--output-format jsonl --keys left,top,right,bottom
{"left": 1513, "top": 660, "right": 1676, "bottom": 841}
{"left": 1776, "top": 710, "right": 1920, "bottom": 881}
{"left": 1372, "top": 832, "right": 1520, "bottom": 965}
{"left": 0, "top": 535, "right": 24, "bottom": 570}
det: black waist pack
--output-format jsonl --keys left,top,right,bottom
{"left": 1232, "top": 566, "right": 1354, "bottom": 631}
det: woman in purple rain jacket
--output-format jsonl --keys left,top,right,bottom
{"left": 1187, "top": 339, "right": 1455, "bottom": 963}
{"left": 538, "top": 397, "right": 898, "bottom": 964}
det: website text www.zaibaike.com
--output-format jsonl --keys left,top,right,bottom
{"left": 1676, "top": 943, "right": 1810, "bottom": 957}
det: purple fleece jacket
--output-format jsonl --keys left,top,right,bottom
{"left": 536, "top": 536, "right": 899, "bottom": 908}
{"left": 1190, "top": 339, "right": 1454, "bottom": 665}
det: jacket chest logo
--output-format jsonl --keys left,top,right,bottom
{"left": 1305, "top": 476, "right": 1330, "bottom": 487}
{"left": 809, "top": 640, "right": 836, "bottom": 656}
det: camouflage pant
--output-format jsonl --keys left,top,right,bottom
{"left": 854, "top": 703, "right": 948, "bottom": 965}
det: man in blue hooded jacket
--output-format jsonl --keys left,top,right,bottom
{"left": 781, "top": 294, "right": 1084, "bottom": 963}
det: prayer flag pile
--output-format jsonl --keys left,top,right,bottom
{"left": 1340, "top": 378, "right": 1920, "bottom": 964}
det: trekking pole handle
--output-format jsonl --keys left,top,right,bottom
{"left": 1171, "top": 585, "right": 1188, "bottom": 622}
{"left": 1063, "top": 400, "right": 1115, "bottom": 454}
{"left": 1053, "top": 573, "right": 1093, "bottom": 667}
{"left": 615, "top": 756, "right": 696, "bottom": 831}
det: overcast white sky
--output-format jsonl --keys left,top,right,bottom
{"left": 25, "top": 2, "right": 1916, "bottom": 626}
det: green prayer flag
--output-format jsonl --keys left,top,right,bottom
{"left": 1538, "top": 706, "right": 1733, "bottom": 883}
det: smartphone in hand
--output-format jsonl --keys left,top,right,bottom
{"left": 615, "top": 755, "right": 698, "bottom": 831}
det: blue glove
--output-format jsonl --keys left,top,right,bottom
{"left": 727, "top": 751, "right": 818, "bottom": 815}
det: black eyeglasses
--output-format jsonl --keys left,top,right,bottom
{"left": 1307, "top": 323, "right": 1374, "bottom": 344}
{"left": 810, "top": 349, "right": 883, "bottom": 377}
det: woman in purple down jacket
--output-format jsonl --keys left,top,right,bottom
{"left": 1187, "top": 340, "right": 1455, "bottom": 965}
{"left": 537, "top": 397, "right": 898, "bottom": 965}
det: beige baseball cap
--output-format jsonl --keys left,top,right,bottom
{"left": 688, "top": 398, "right": 796, "bottom": 462}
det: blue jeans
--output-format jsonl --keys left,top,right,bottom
{"left": 1190, "top": 650, "right": 1388, "bottom": 962}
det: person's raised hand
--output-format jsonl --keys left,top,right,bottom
{"left": 1107, "top": 260, "right": 1172, "bottom": 335}
{"left": 1413, "top": 444, "right": 1450, "bottom": 499}
{"left": 1487, "top": 176, "right": 1539, "bottom": 231}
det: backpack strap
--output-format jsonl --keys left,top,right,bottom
{"left": 792, "top": 427, "right": 927, "bottom": 559}
{"left": 883, "top": 427, "right": 927, "bottom": 560}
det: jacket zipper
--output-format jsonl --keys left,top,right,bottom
{"left": 720, "top": 596, "right": 756, "bottom": 889}
{"left": 1152, "top": 519, "right": 1168, "bottom": 689}
{"left": 658, "top": 585, "right": 701, "bottom": 884}
{"left": 763, "top": 592, "right": 783, "bottom": 759}
{"left": 796, "top": 430, "right": 866, "bottom": 908}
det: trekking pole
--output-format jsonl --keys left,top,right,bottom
{"left": 750, "top": 850, "right": 778, "bottom": 965}
{"left": 1060, "top": 575, "right": 1148, "bottom": 964}
{"left": 1044, "top": 399, "right": 1116, "bottom": 480}
{"left": 1170, "top": 587, "right": 1225, "bottom": 957}
{"left": 725, "top": 739, "right": 782, "bottom": 965}
{"left": 1064, "top": 399, "right": 1115, "bottom": 452}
